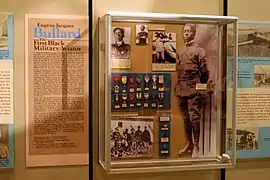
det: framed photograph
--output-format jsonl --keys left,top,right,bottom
{"left": 111, "top": 27, "right": 131, "bottom": 69}
{"left": 152, "top": 32, "right": 176, "bottom": 71}
{"left": 136, "top": 24, "right": 148, "bottom": 45}
{"left": 0, "top": 124, "right": 13, "bottom": 168}
{"left": 0, "top": 14, "right": 8, "bottom": 50}
{"left": 110, "top": 116, "right": 154, "bottom": 159}
{"left": 254, "top": 65, "right": 270, "bottom": 88}
{"left": 228, "top": 22, "right": 270, "bottom": 58}
{"left": 227, "top": 128, "right": 259, "bottom": 151}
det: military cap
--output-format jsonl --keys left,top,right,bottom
{"left": 113, "top": 27, "right": 125, "bottom": 34}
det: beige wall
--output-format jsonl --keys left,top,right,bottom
{"left": 227, "top": 0, "right": 270, "bottom": 179}
{"left": 0, "top": 0, "right": 88, "bottom": 180}
{"left": 93, "top": 1, "right": 223, "bottom": 180}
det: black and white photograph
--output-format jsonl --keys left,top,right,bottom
{"left": 228, "top": 23, "right": 270, "bottom": 57}
{"left": 110, "top": 116, "right": 154, "bottom": 159}
{"left": 111, "top": 27, "right": 131, "bottom": 59}
{"left": 111, "top": 27, "right": 131, "bottom": 69}
{"left": 176, "top": 24, "right": 219, "bottom": 158}
{"left": 0, "top": 124, "right": 9, "bottom": 160}
{"left": 136, "top": 24, "right": 148, "bottom": 45}
{"left": 254, "top": 65, "right": 270, "bottom": 88}
{"left": 0, "top": 15, "right": 8, "bottom": 50}
{"left": 227, "top": 128, "right": 259, "bottom": 151}
{"left": 152, "top": 32, "right": 177, "bottom": 71}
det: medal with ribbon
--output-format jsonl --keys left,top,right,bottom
{"left": 129, "top": 76, "right": 135, "bottom": 93}
{"left": 158, "top": 92, "right": 164, "bottom": 108}
{"left": 151, "top": 93, "right": 157, "bottom": 107}
{"left": 114, "top": 94, "right": 120, "bottom": 109}
{"left": 144, "top": 93, "right": 149, "bottom": 107}
{"left": 121, "top": 75, "right": 127, "bottom": 93}
{"left": 136, "top": 93, "right": 142, "bottom": 106}
{"left": 122, "top": 93, "right": 128, "bottom": 108}
{"left": 144, "top": 75, "right": 150, "bottom": 91}
{"left": 113, "top": 75, "right": 120, "bottom": 93}
{"left": 136, "top": 76, "right": 142, "bottom": 91}
{"left": 158, "top": 75, "right": 164, "bottom": 91}
{"left": 152, "top": 75, "right": 157, "bottom": 90}
{"left": 129, "top": 93, "right": 135, "bottom": 108}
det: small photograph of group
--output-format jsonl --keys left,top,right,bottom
{"left": 110, "top": 116, "right": 154, "bottom": 159}
{"left": 227, "top": 128, "right": 259, "bottom": 151}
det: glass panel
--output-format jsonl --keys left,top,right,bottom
{"left": 109, "top": 21, "right": 229, "bottom": 164}
{"left": 98, "top": 16, "right": 106, "bottom": 167}
{"left": 226, "top": 22, "right": 237, "bottom": 164}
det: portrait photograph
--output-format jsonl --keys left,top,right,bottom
{"left": 111, "top": 27, "right": 131, "bottom": 69}
{"left": 136, "top": 24, "right": 148, "bottom": 45}
{"left": 175, "top": 24, "right": 219, "bottom": 158}
{"left": 111, "top": 27, "right": 131, "bottom": 60}
{"left": 110, "top": 116, "right": 154, "bottom": 159}
{"left": 228, "top": 23, "right": 270, "bottom": 58}
{"left": 0, "top": 15, "right": 8, "bottom": 50}
{"left": 0, "top": 124, "right": 9, "bottom": 160}
{"left": 254, "top": 65, "right": 270, "bottom": 88}
{"left": 152, "top": 32, "right": 177, "bottom": 71}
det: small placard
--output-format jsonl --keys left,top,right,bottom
{"left": 160, "top": 116, "right": 170, "bottom": 121}
{"left": 112, "top": 59, "right": 131, "bottom": 69}
{"left": 196, "top": 83, "right": 207, "bottom": 90}
{"left": 159, "top": 116, "right": 171, "bottom": 157}
{"left": 148, "top": 24, "right": 166, "bottom": 31}
{"left": 152, "top": 63, "right": 176, "bottom": 72}
{"left": 161, "top": 137, "right": 169, "bottom": 142}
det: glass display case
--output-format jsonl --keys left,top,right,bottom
{"left": 97, "top": 11, "right": 238, "bottom": 174}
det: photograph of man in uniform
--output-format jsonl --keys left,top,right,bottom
{"left": 111, "top": 27, "right": 131, "bottom": 59}
{"left": 136, "top": 24, "right": 148, "bottom": 45}
{"left": 176, "top": 24, "right": 212, "bottom": 158}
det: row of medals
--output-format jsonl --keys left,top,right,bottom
{"left": 114, "top": 74, "right": 165, "bottom": 109}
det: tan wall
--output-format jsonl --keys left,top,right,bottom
{"left": 0, "top": 0, "right": 88, "bottom": 180}
{"left": 93, "top": 1, "right": 223, "bottom": 180}
{"left": 227, "top": 0, "right": 270, "bottom": 179}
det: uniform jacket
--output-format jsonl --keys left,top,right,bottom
{"left": 176, "top": 40, "right": 209, "bottom": 97}
{"left": 111, "top": 41, "right": 131, "bottom": 59}
{"left": 137, "top": 31, "right": 148, "bottom": 44}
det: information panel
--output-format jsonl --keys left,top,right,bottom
{"left": 25, "top": 14, "right": 89, "bottom": 167}
{"left": 227, "top": 22, "right": 270, "bottom": 158}
{"left": 0, "top": 13, "right": 14, "bottom": 169}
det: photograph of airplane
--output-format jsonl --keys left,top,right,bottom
{"left": 254, "top": 65, "right": 270, "bottom": 88}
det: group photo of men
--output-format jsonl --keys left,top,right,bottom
{"left": 110, "top": 120, "right": 154, "bottom": 159}
{"left": 227, "top": 128, "right": 259, "bottom": 151}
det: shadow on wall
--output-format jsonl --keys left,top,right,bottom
{"left": 94, "top": 0, "right": 221, "bottom": 18}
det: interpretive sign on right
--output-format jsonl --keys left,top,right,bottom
{"left": 227, "top": 22, "right": 270, "bottom": 158}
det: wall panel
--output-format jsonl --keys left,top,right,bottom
{"left": 0, "top": 0, "right": 88, "bottom": 180}
{"left": 227, "top": 0, "right": 270, "bottom": 179}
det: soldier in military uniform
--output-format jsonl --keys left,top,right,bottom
{"left": 176, "top": 24, "right": 210, "bottom": 157}
{"left": 111, "top": 27, "right": 131, "bottom": 59}
{"left": 136, "top": 25, "right": 148, "bottom": 44}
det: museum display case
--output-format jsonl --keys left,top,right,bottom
{"left": 97, "top": 11, "right": 238, "bottom": 174}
